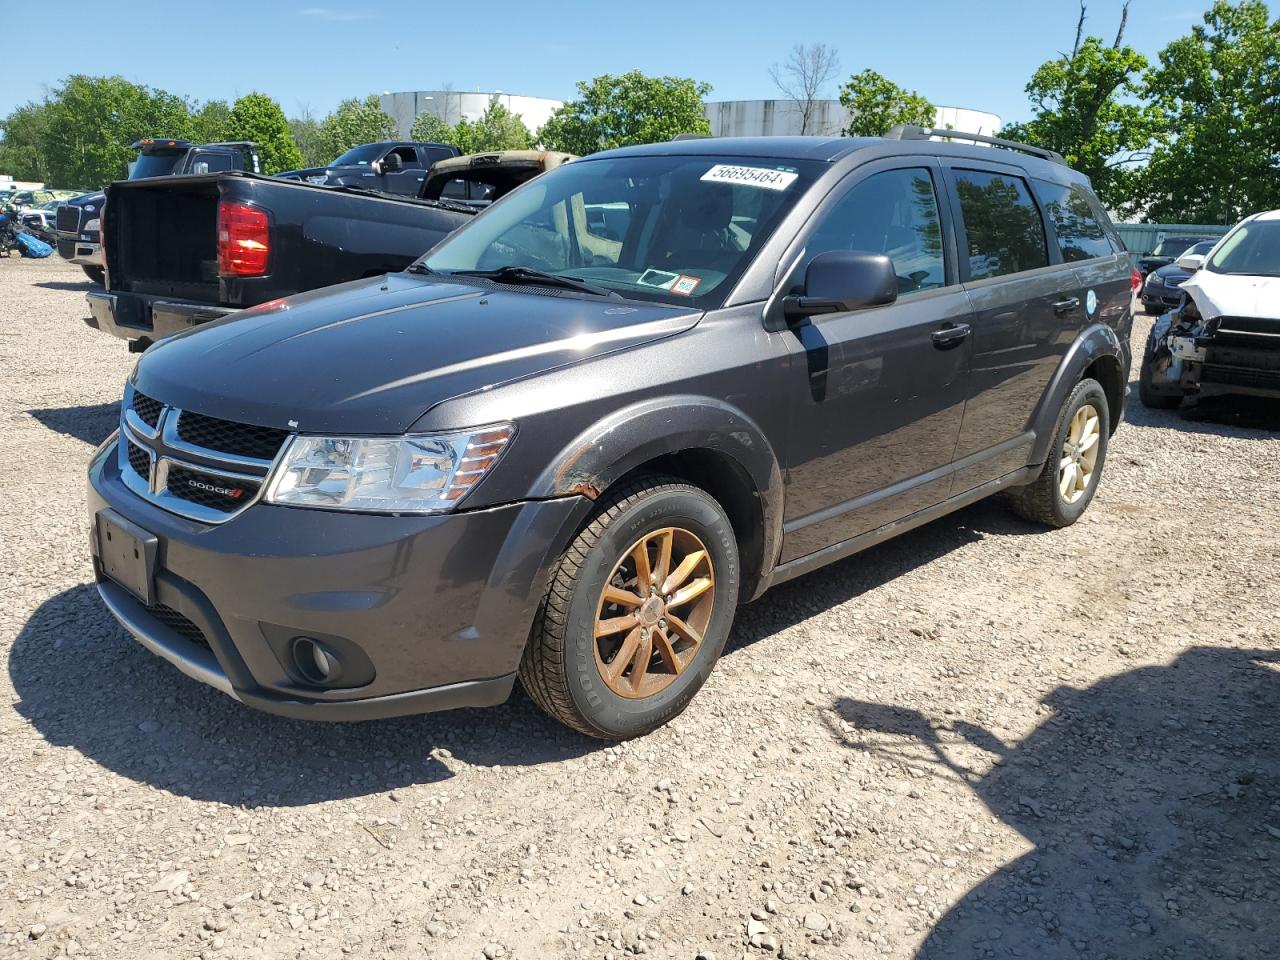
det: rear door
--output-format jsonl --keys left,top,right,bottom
{"left": 943, "top": 162, "right": 1084, "bottom": 491}
{"left": 779, "top": 159, "right": 975, "bottom": 561}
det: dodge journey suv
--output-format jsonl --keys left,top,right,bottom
{"left": 88, "top": 128, "right": 1134, "bottom": 739}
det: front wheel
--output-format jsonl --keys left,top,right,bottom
{"left": 1008, "top": 378, "right": 1110, "bottom": 528}
{"left": 520, "top": 477, "right": 740, "bottom": 740}
{"left": 1138, "top": 348, "right": 1182, "bottom": 409}
{"left": 81, "top": 265, "right": 105, "bottom": 286}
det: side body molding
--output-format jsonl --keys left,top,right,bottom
{"left": 530, "top": 395, "right": 786, "bottom": 599}
{"left": 1027, "top": 322, "right": 1128, "bottom": 466}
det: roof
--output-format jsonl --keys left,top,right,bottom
{"left": 593, "top": 136, "right": 879, "bottom": 163}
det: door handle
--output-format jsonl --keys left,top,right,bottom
{"left": 931, "top": 322, "right": 971, "bottom": 348}
{"left": 1052, "top": 297, "right": 1081, "bottom": 314}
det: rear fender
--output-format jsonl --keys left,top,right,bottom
{"left": 1029, "top": 323, "right": 1126, "bottom": 466}
{"left": 529, "top": 395, "right": 785, "bottom": 596}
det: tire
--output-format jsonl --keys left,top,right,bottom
{"left": 519, "top": 476, "right": 740, "bottom": 740}
{"left": 81, "top": 265, "right": 105, "bottom": 286}
{"left": 1138, "top": 348, "right": 1182, "bottom": 409}
{"left": 1008, "top": 378, "right": 1110, "bottom": 528}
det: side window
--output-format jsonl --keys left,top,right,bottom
{"left": 804, "top": 168, "right": 946, "bottom": 294}
{"left": 1034, "top": 179, "right": 1114, "bottom": 262}
{"left": 952, "top": 170, "right": 1048, "bottom": 280}
{"left": 190, "top": 153, "right": 234, "bottom": 175}
{"left": 389, "top": 146, "right": 421, "bottom": 168}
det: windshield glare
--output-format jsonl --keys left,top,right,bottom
{"left": 130, "top": 153, "right": 183, "bottom": 179}
{"left": 1207, "top": 219, "right": 1280, "bottom": 277}
{"left": 422, "top": 154, "right": 822, "bottom": 307}
{"left": 330, "top": 144, "right": 385, "bottom": 167}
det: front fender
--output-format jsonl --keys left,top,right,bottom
{"left": 1029, "top": 323, "right": 1127, "bottom": 466}
{"left": 529, "top": 395, "right": 785, "bottom": 595}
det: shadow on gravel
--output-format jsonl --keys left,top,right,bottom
{"left": 1124, "top": 391, "right": 1280, "bottom": 435}
{"left": 34, "top": 280, "right": 97, "bottom": 292}
{"left": 28, "top": 402, "right": 119, "bottom": 446}
{"left": 9, "top": 584, "right": 596, "bottom": 807}
{"left": 835, "top": 647, "right": 1280, "bottom": 959}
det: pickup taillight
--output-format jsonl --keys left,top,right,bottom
{"left": 1130, "top": 266, "right": 1142, "bottom": 292}
{"left": 217, "top": 200, "right": 271, "bottom": 276}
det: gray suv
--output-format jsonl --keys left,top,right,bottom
{"left": 87, "top": 128, "right": 1135, "bottom": 739}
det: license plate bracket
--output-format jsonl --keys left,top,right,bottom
{"left": 96, "top": 509, "right": 158, "bottom": 606}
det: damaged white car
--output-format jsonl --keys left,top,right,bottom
{"left": 1140, "top": 209, "right": 1280, "bottom": 409}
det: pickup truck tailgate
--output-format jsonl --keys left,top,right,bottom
{"left": 108, "top": 177, "right": 220, "bottom": 301}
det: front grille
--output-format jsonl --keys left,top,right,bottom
{"left": 165, "top": 464, "right": 260, "bottom": 513}
{"left": 126, "top": 440, "right": 151, "bottom": 479}
{"left": 176, "top": 411, "right": 288, "bottom": 462}
{"left": 55, "top": 205, "right": 81, "bottom": 234}
{"left": 131, "top": 390, "right": 163, "bottom": 429}
{"left": 1201, "top": 365, "right": 1280, "bottom": 391}
{"left": 146, "top": 604, "right": 210, "bottom": 650}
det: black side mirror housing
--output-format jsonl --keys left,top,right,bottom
{"left": 380, "top": 153, "right": 404, "bottom": 174}
{"left": 783, "top": 250, "right": 898, "bottom": 323}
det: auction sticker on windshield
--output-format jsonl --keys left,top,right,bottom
{"left": 701, "top": 165, "right": 798, "bottom": 191}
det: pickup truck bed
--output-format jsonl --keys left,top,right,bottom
{"left": 89, "top": 172, "right": 475, "bottom": 346}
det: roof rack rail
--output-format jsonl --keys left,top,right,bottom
{"left": 670, "top": 132, "right": 711, "bottom": 141}
{"left": 882, "top": 125, "right": 1065, "bottom": 165}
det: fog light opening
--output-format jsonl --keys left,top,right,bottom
{"left": 292, "top": 636, "right": 340, "bottom": 686}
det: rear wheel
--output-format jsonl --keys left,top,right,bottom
{"left": 519, "top": 477, "right": 739, "bottom": 740}
{"left": 1008, "top": 378, "right": 1110, "bottom": 528}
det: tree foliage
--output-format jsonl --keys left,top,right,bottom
{"left": 1137, "top": 0, "right": 1280, "bottom": 223}
{"left": 0, "top": 102, "right": 53, "bottom": 183}
{"left": 226, "top": 93, "right": 302, "bottom": 174}
{"left": 318, "top": 95, "right": 398, "bottom": 162}
{"left": 40, "top": 75, "right": 194, "bottom": 188}
{"left": 190, "top": 100, "right": 232, "bottom": 144}
{"left": 1000, "top": 36, "right": 1151, "bottom": 210}
{"left": 839, "top": 69, "right": 935, "bottom": 137}
{"left": 412, "top": 101, "right": 534, "bottom": 154}
{"left": 288, "top": 109, "right": 328, "bottom": 168}
{"left": 770, "top": 43, "right": 841, "bottom": 134}
{"left": 539, "top": 71, "right": 711, "bottom": 155}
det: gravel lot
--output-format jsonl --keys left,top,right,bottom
{"left": 2, "top": 257, "right": 1277, "bottom": 960}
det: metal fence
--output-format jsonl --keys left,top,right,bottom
{"left": 1113, "top": 222, "right": 1232, "bottom": 254}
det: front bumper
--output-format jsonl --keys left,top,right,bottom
{"left": 56, "top": 234, "right": 102, "bottom": 267}
{"left": 88, "top": 436, "right": 589, "bottom": 720}
{"left": 85, "top": 289, "right": 234, "bottom": 344}
{"left": 1141, "top": 287, "right": 1183, "bottom": 312}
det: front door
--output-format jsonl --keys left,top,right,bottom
{"left": 780, "top": 162, "right": 974, "bottom": 562}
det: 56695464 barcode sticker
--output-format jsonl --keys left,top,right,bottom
{"left": 700, "top": 164, "right": 799, "bottom": 191}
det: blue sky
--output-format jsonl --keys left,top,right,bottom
{"left": 4, "top": 0, "right": 1211, "bottom": 126}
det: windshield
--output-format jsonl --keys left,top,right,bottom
{"left": 130, "top": 152, "right": 184, "bottom": 179}
{"left": 330, "top": 144, "right": 386, "bottom": 167}
{"left": 422, "top": 154, "right": 823, "bottom": 307}
{"left": 1152, "top": 237, "right": 1203, "bottom": 257}
{"left": 1206, "top": 219, "right": 1280, "bottom": 277}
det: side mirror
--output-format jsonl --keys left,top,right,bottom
{"left": 1176, "top": 253, "right": 1205, "bottom": 272}
{"left": 783, "top": 250, "right": 897, "bottom": 322}
{"left": 379, "top": 153, "right": 404, "bottom": 174}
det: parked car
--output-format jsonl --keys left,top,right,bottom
{"left": 88, "top": 129, "right": 1134, "bottom": 738}
{"left": 87, "top": 151, "right": 573, "bottom": 349}
{"left": 1139, "top": 239, "right": 1216, "bottom": 314}
{"left": 56, "top": 138, "right": 262, "bottom": 285}
{"left": 17, "top": 200, "right": 60, "bottom": 244}
{"left": 1139, "top": 209, "right": 1279, "bottom": 408}
{"left": 1135, "top": 235, "right": 1215, "bottom": 278}
{"left": 276, "top": 141, "right": 459, "bottom": 195}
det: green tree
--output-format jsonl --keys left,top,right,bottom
{"left": 462, "top": 102, "right": 534, "bottom": 152}
{"left": 190, "top": 99, "right": 232, "bottom": 144}
{"left": 226, "top": 93, "right": 302, "bottom": 174}
{"left": 838, "top": 69, "right": 935, "bottom": 137}
{"left": 1000, "top": 34, "right": 1152, "bottom": 210}
{"left": 539, "top": 71, "right": 711, "bottom": 155}
{"left": 1138, "top": 0, "right": 1280, "bottom": 223}
{"left": 318, "top": 94, "right": 397, "bottom": 161}
{"left": 288, "top": 109, "right": 328, "bottom": 168}
{"left": 41, "top": 75, "right": 194, "bottom": 187}
{"left": 0, "top": 101, "right": 54, "bottom": 183}
{"left": 409, "top": 112, "right": 453, "bottom": 145}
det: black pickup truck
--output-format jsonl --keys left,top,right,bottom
{"left": 86, "top": 150, "right": 573, "bottom": 349}
{"left": 57, "top": 139, "right": 262, "bottom": 285}
{"left": 276, "top": 141, "right": 458, "bottom": 195}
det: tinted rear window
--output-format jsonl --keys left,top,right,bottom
{"left": 1034, "top": 180, "right": 1115, "bottom": 262}
{"left": 953, "top": 170, "right": 1049, "bottom": 281}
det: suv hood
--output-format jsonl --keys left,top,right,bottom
{"left": 134, "top": 272, "right": 701, "bottom": 434}
{"left": 1181, "top": 270, "right": 1280, "bottom": 321}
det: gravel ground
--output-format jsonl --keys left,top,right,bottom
{"left": 1, "top": 257, "right": 1278, "bottom": 960}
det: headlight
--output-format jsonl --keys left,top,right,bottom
{"left": 265, "top": 424, "right": 513, "bottom": 513}
{"left": 83, "top": 218, "right": 100, "bottom": 232}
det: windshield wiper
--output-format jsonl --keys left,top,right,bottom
{"left": 404, "top": 262, "right": 434, "bottom": 275}
{"left": 449, "top": 266, "right": 617, "bottom": 298}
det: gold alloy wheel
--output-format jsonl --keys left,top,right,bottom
{"left": 1059, "top": 402, "right": 1102, "bottom": 504}
{"left": 593, "top": 527, "right": 716, "bottom": 699}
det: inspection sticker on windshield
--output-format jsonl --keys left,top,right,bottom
{"left": 701, "top": 164, "right": 798, "bottom": 191}
{"left": 671, "top": 275, "right": 702, "bottom": 296}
